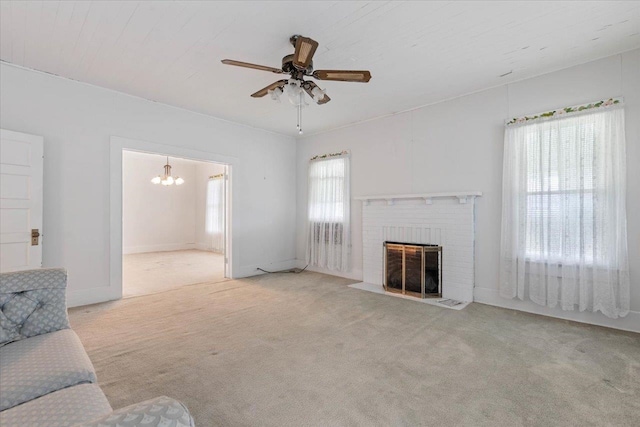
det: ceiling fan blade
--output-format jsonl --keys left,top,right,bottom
{"left": 221, "top": 59, "right": 283, "bottom": 74}
{"left": 293, "top": 36, "right": 319, "bottom": 69}
{"left": 251, "top": 80, "right": 289, "bottom": 98}
{"left": 302, "top": 81, "right": 331, "bottom": 105}
{"left": 313, "top": 70, "right": 371, "bottom": 83}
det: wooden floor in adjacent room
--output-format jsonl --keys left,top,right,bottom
{"left": 122, "top": 249, "right": 226, "bottom": 297}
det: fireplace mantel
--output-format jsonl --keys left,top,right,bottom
{"left": 355, "top": 191, "right": 482, "bottom": 205}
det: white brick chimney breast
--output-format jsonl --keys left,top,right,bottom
{"left": 356, "top": 192, "right": 482, "bottom": 302}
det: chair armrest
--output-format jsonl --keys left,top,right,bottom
{"left": 73, "top": 396, "right": 195, "bottom": 427}
{"left": 0, "top": 269, "right": 70, "bottom": 345}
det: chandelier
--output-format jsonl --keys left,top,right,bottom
{"left": 151, "top": 157, "right": 184, "bottom": 186}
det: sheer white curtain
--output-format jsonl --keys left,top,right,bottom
{"left": 500, "top": 107, "right": 629, "bottom": 318}
{"left": 307, "top": 155, "right": 350, "bottom": 271}
{"left": 205, "top": 177, "right": 225, "bottom": 253}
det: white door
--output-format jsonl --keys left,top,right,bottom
{"left": 0, "top": 129, "right": 44, "bottom": 272}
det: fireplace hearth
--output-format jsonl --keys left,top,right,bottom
{"left": 384, "top": 241, "right": 442, "bottom": 298}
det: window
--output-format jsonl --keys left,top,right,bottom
{"left": 307, "top": 155, "right": 350, "bottom": 271}
{"left": 205, "top": 176, "right": 225, "bottom": 253}
{"left": 523, "top": 121, "right": 598, "bottom": 263}
{"left": 308, "top": 158, "right": 347, "bottom": 223}
{"left": 500, "top": 104, "right": 629, "bottom": 318}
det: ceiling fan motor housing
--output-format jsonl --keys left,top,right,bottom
{"left": 289, "top": 35, "right": 300, "bottom": 46}
{"left": 282, "top": 54, "right": 313, "bottom": 75}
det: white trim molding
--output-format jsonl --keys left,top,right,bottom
{"left": 474, "top": 287, "right": 640, "bottom": 333}
{"left": 238, "top": 259, "right": 300, "bottom": 278}
{"left": 356, "top": 192, "right": 482, "bottom": 206}
{"left": 122, "top": 243, "right": 196, "bottom": 255}
{"left": 109, "top": 136, "right": 239, "bottom": 304}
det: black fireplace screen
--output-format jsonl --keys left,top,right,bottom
{"left": 384, "top": 242, "right": 442, "bottom": 298}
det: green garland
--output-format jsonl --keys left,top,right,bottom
{"left": 506, "top": 98, "right": 621, "bottom": 126}
{"left": 310, "top": 150, "right": 349, "bottom": 161}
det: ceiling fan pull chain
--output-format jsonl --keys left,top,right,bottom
{"left": 298, "top": 91, "right": 303, "bottom": 135}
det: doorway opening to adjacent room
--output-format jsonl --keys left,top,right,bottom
{"left": 121, "top": 150, "right": 230, "bottom": 298}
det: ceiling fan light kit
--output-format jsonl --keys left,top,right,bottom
{"left": 222, "top": 35, "right": 371, "bottom": 134}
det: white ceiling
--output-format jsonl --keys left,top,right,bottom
{"left": 1, "top": 1, "right": 639, "bottom": 136}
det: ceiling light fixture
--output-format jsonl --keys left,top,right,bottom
{"left": 268, "top": 79, "right": 319, "bottom": 134}
{"left": 151, "top": 157, "right": 184, "bottom": 186}
{"left": 222, "top": 34, "right": 371, "bottom": 135}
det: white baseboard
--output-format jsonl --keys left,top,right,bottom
{"left": 67, "top": 286, "right": 120, "bottom": 308}
{"left": 194, "top": 243, "right": 223, "bottom": 252}
{"left": 123, "top": 243, "right": 196, "bottom": 254}
{"left": 474, "top": 287, "right": 640, "bottom": 333}
{"left": 295, "top": 259, "right": 363, "bottom": 281}
{"left": 236, "top": 259, "right": 300, "bottom": 278}
{"left": 68, "top": 258, "right": 297, "bottom": 306}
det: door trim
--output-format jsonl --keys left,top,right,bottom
{"left": 109, "top": 136, "right": 238, "bottom": 302}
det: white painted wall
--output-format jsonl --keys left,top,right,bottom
{"left": 122, "top": 151, "right": 198, "bottom": 254}
{"left": 0, "top": 62, "right": 297, "bottom": 307}
{"left": 195, "top": 162, "right": 227, "bottom": 251}
{"left": 122, "top": 151, "right": 226, "bottom": 254}
{"left": 296, "top": 50, "right": 640, "bottom": 331}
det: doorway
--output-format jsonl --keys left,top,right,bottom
{"left": 121, "top": 151, "right": 229, "bottom": 297}
{"left": 110, "top": 136, "right": 237, "bottom": 303}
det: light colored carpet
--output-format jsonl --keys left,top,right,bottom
{"left": 122, "top": 249, "right": 226, "bottom": 297}
{"left": 69, "top": 272, "right": 640, "bottom": 426}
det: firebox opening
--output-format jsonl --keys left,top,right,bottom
{"left": 384, "top": 241, "right": 442, "bottom": 299}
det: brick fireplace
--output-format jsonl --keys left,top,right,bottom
{"left": 355, "top": 192, "right": 481, "bottom": 302}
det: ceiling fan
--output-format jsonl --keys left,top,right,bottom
{"left": 222, "top": 35, "right": 371, "bottom": 134}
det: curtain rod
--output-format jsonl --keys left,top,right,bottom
{"left": 505, "top": 97, "right": 623, "bottom": 127}
{"left": 310, "top": 150, "right": 350, "bottom": 161}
